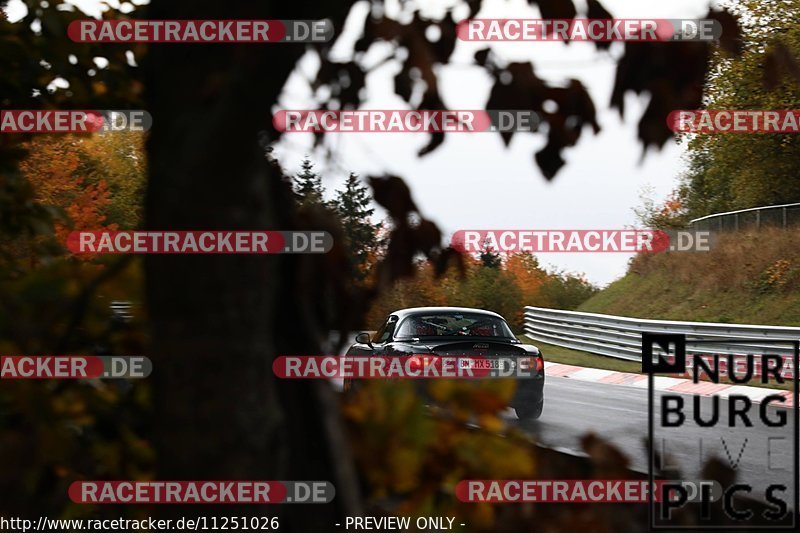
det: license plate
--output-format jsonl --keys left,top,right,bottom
{"left": 460, "top": 358, "right": 512, "bottom": 370}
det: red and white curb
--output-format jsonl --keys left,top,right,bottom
{"left": 544, "top": 362, "right": 795, "bottom": 408}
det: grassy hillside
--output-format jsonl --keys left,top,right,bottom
{"left": 578, "top": 228, "right": 800, "bottom": 326}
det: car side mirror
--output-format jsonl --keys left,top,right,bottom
{"left": 355, "top": 332, "right": 373, "bottom": 348}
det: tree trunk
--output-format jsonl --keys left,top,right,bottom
{"left": 143, "top": 1, "right": 358, "bottom": 529}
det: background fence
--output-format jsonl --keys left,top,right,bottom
{"left": 689, "top": 202, "right": 800, "bottom": 232}
{"left": 523, "top": 306, "right": 800, "bottom": 362}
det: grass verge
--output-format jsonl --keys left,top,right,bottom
{"left": 518, "top": 336, "right": 642, "bottom": 373}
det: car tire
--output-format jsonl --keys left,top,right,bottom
{"left": 515, "top": 399, "right": 544, "bottom": 421}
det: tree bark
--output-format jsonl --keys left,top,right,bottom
{"left": 144, "top": 0, "right": 358, "bottom": 529}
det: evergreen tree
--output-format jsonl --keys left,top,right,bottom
{"left": 334, "top": 173, "right": 382, "bottom": 280}
{"left": 293, "top": 158, "right": 327, "bottom": 207}
{"left": 479, "top": 241, "right": 502, "bottom": 269}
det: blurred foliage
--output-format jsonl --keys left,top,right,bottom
{"left": 0, "top": 129, "right": 150, "bottom": 516}
{"left": 1, "top": 0, "right": 144, "bottom": 110}
{"left": 342, "top": 379, "right": 533, "bottom": 529}
{"left": 0, "top": 255, "right": 151, "bottom": 519}
{"left": 0, "top": 0, "right": 149, "bottom": 518}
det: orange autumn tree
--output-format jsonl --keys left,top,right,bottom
{"left": 504, "top": 252, "right": 548, "bottom": 326}
{"left": 18, "top": 135, "right": 119, "bottom": 250}
{"left": 367, "top": 250, "right": 597, "bottom": 332}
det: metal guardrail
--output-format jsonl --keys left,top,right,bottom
{"left": 688, "top": 202, "right": 800, "bottom": 232}
{"left": 110, "top": 300, "right": 133, "bottom": 323}
{"left": 523, "top": 306, "right": 800, "bottom": 362}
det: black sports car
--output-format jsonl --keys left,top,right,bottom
{"left": 345, "top": 306, "right": 545, "bottom": 420}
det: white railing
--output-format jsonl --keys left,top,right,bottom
{"left": 689, "top": 202, "right": 800, "bottom": 232}
{"left": 524, "top": 306, "right": 800, "bottom": 362}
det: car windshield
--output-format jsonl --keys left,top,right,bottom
{"left": 373, "top": 315, "right": 398, "bottom": 343}
{"left": 395, "top": 312, "right": 515, "bottom": 339}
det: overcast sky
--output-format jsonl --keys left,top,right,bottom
{"left": 274, "top": 0, "right": 724, "bottom": 285}
{"left": 7, "top": 0, "right": 721, "bottom": 285}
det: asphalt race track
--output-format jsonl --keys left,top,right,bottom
{"left": 509, "top": 375, "right": 798, "bottom": 506}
